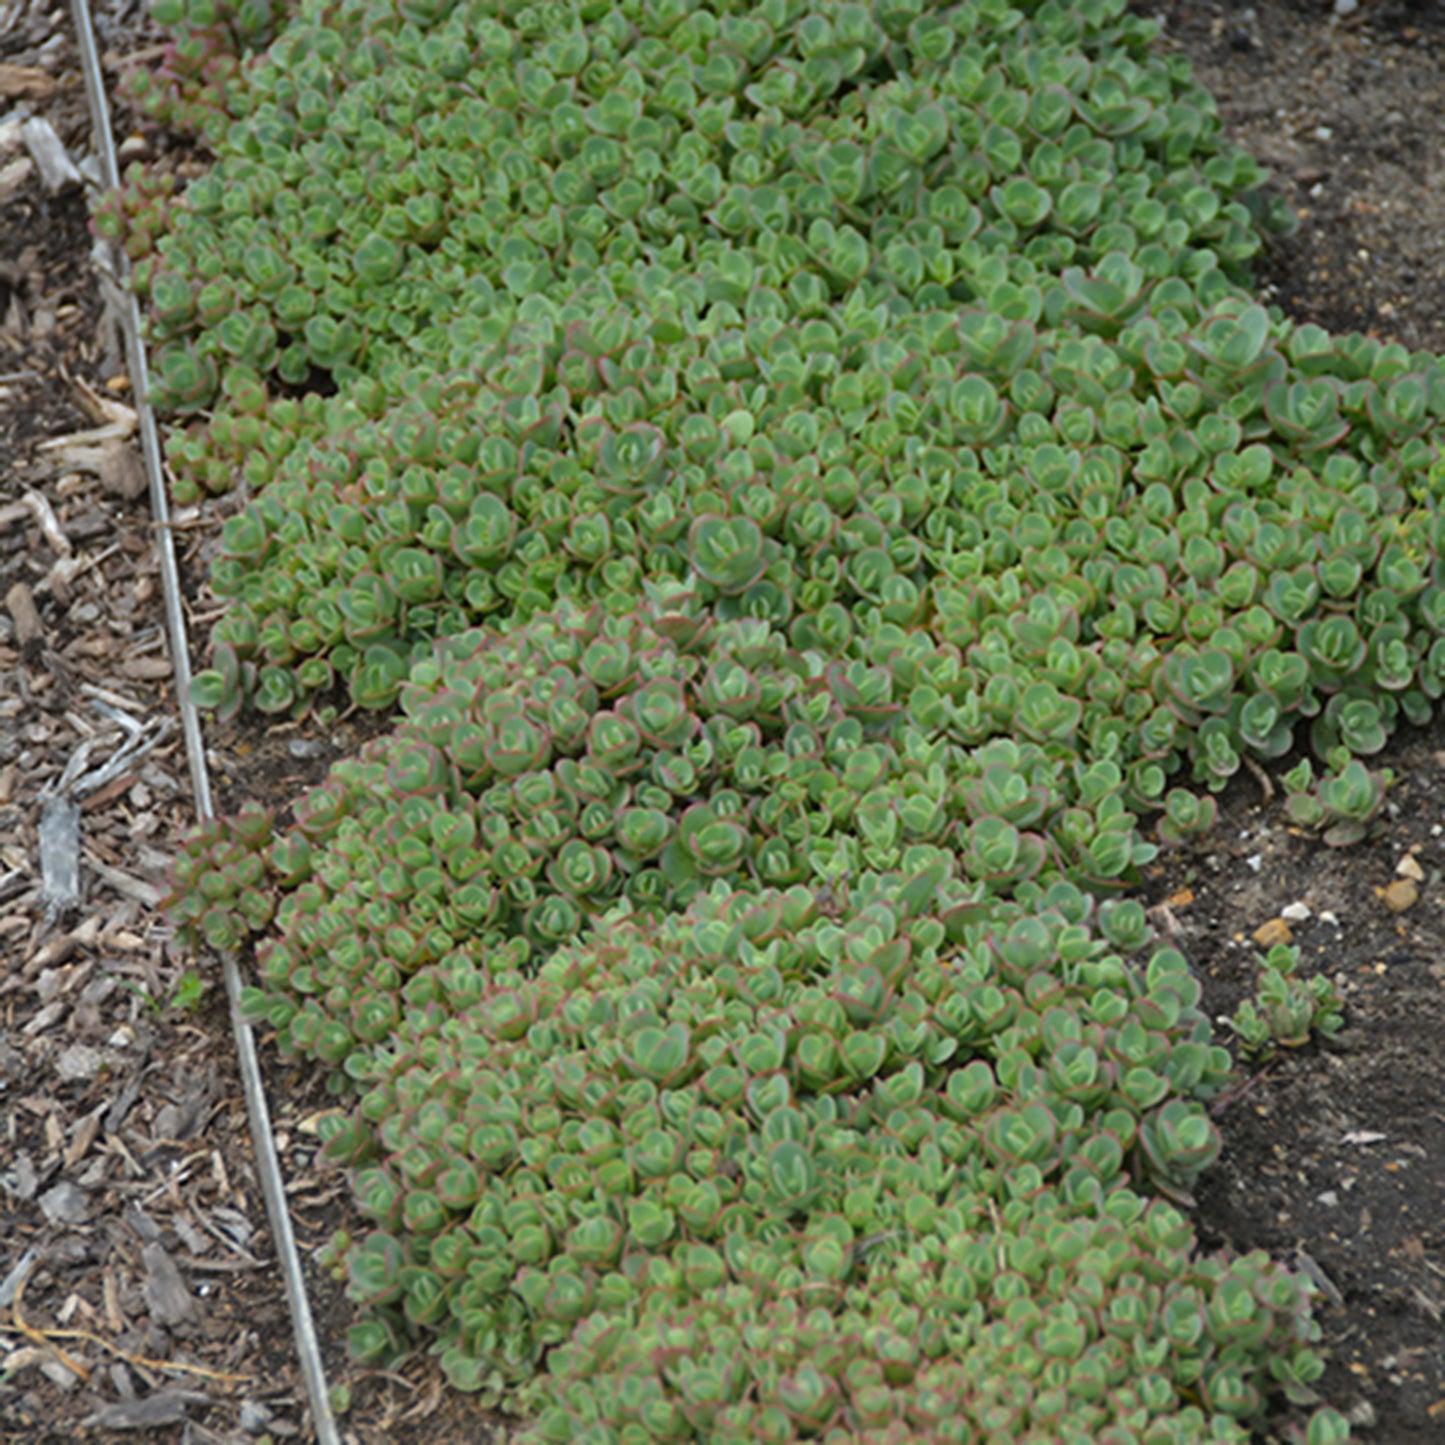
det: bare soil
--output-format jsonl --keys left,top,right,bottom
{"left": 1153, "top": 0, "right": 1445, "bottom": 357}
{"left": 1, "top": 0, "right": 1441, "bottom": 1441}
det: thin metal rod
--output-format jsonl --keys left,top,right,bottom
{"left": 68, "top": 7, "right": 341, "bottom": 1440}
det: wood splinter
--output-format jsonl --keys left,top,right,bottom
{"left": 4, "top": 581, "right": 43, "bottom": 659}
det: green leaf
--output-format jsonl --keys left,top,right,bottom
{"left": 627, "top": 1198, "right": 676, "bottom": 1249}
{"left": 353, "top": 232, "right": 403, "bottom": 287}
{"left": 764, "top": 1139, "right": 821, "bottom": 1217}
{"left": 840, "top": 1031, "right": 887, "bottom": 1082}
{"left": 688, "top": 515, "right": 767, "bottom": 594}
{"left": 992, "top": 176, "right": 1052, "bottom": 229}
{"left": 627, "top": 1023, "right": 692, "bottom": 1086}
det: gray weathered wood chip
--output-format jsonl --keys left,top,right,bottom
{"left": 141, "top": 1241, "right": 199, "bottom": 1326}
{"left": 38, "top": 793, "right": 81, "bottom": 918}
{"left": 83, "top": 1390, "right": 210, "bottom": 1430}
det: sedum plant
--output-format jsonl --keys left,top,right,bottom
{"left": 1229, "top": 943, "right": 1344, "bottom": 1058}
{"left": 118, "top": 0, "right": 1283, "bottom": 427}
{"left": 305, "top": 877, "right": 1324, "bottom": 1441}
{"left": 134, "top": 0, "right": 1445, "bottom": 1439}
{"left": 183, "top": 592, "right": 1175, "bottom": 1072}
{"left": 184, "top": 294, "right": 1445, "bottom": 751}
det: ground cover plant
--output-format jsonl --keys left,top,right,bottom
{"left": 127, "top": 0, "right": 1445, "bottom": 1439}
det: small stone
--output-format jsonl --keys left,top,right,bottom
{"left": 1318, "top": 909, "right": 1340, "bottom": 927}
{"left": 1280, "top": 901, "right": 1312, "bottom": 923}
{"left": 1347, "top": 1399, "right": 1377, "bottom": 1429}
{"left": 1382, "top": 879, "right": 1418, "bottom": 914}
{"left": 239, "top": 1400, "right": 273, "bottom": 1434}
{"left": 55, "top": 1044, "right": 102, "bottom": 1081}
{"left": 1252, "top": 918, "right": 1292, "bottom": 949}
{"left": 1317, "top": 1190, "right": 1339, "bottom": 1208}
{"left": 1395, "top": 854, "right": 1424, "bottom": 883}
{"left": 1245, "top": 853, "right": 1263, "bottom": 873}
{"left": 1332, "top": 0, "right": 1357, "bottom": 16}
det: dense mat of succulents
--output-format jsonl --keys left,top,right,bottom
{"left": 129, "top": 0, "right": 1445, "bottom": 1439}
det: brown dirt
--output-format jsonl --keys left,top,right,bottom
{"left": 1151, "top": 0, "right": 1445, "bottom": 357}
{"left": 1149, "top": 721, "right": 1445, "bottom": 1443}
{"left": 1, "top": 0, "right": 1442, "bottom": 1442}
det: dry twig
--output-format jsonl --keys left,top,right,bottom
{"left": 1241, "top": 752, "right": 1274, "bottom": 805}
{"left": 9, "top": 1259, "right": 92, "bottom": 1384}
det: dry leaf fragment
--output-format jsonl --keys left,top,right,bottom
{"left": 0, "top": 1345, "right": 55, "bottom": 1376}
{"left": 38, "top": 793, "right": 82, "bottom": 919}
{"left": 0, "top": 154, "right": 32, "bottom": 204}
{"left": 21, "top": 115, "right": 81, "bottom": 194}
{"left": 0, "top": 1247, "right": 41, "bottom": 1308}
{"left": 119, "top": 655, "right": 172, "bottom": 681}
{"left": 80, "top": 851, "right": 163, "bottom": 908}
{"left": 72, "top": 373, "right": 138, "bottom": 429}
{"left": 100, "top": 438, "right": 147, "bottom": 500}
{"left": 4, "top": 581, "right": 43, "bottom": 658}
{"left": 0, "top": 109, "right": 28, "bottom": 153}
{"left": 65, "top": 1107, "right": 105, "bottom": 1168}
{"left": 103, "top": 1269, "right": 125, "bottom": 1334}
{"left": 37, "top": 427, "right": 135, "bottom": 457}
{"left": 152, "top": 1070, "right": 219, "bottom": 1143}
{"left": 1293, "top": 1247, "right": 1345, "bottom": 1309}
{"left": 172, "top": 1215, "right": 210, "bottom": 1257}
{"left": 0, "top": 63, "right": 57, "bottom": 100}
{"left": 22, "top": 489, "right": 71, "bottom": 555}
{"left": 20, "top": 1000, "right": 66, "bottom": 1035}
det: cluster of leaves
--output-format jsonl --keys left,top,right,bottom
{"left": 116, "top": 1, "right": 1445, "bottom": 844}
{"left": 132, "top": 0, "right": 1438, "bottom": 1438}
{"left": 166, "top": 586, "right": 1350, "bottom": 1441}
{"left": 188, "top": 292, "right": 1445, "bottom": 831}
{"left": 114, "top": 0, "right": 1287, "bottom": 423}
{"left": 1229, "top": 944, "right": 1344, "bottom": 1059}
{"left": 178, "top": 593, "right": 1170, "bottom": 1038}
{"left": 301, "top": 878, "right": 1334, "bottom": 1444}
{"left": 167, "top": 800, "right": 277, "bottom": 951}
{"left": 119, "top": 0, "right": 284, "bottom": 142}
